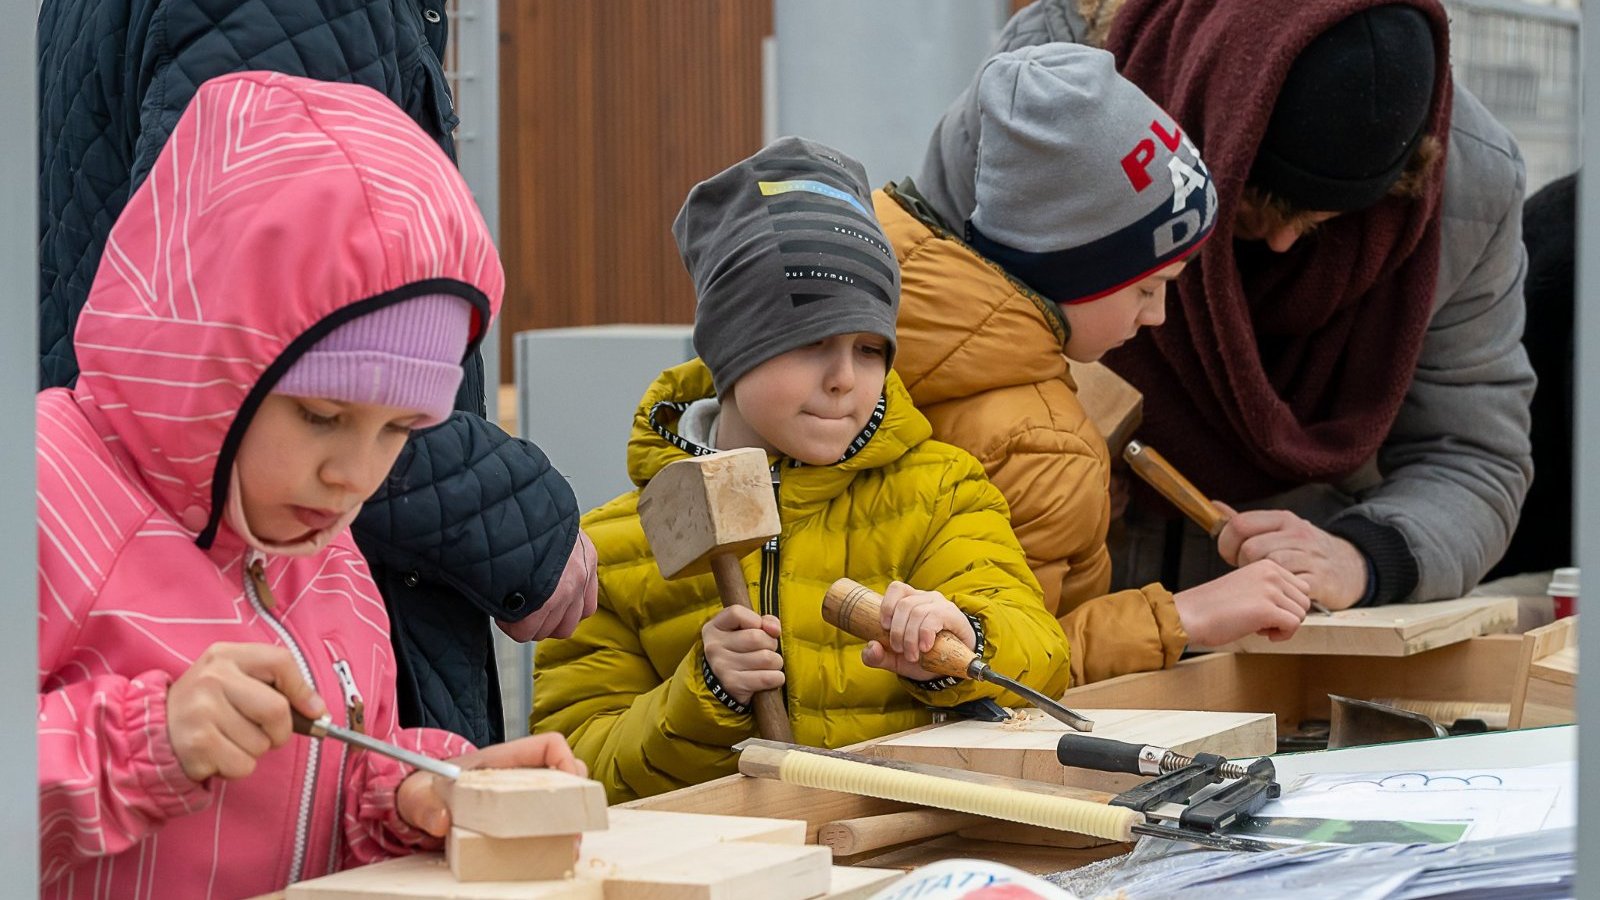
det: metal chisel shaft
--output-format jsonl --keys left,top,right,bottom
{"left": 293, "top": 711, "right": 462, "bottom": 780}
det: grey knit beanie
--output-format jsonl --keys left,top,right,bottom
{"left": 965, "top": 44, "right": 1217, "bottom": 304}
{"left": 673, "top": 136, "right": 900, "bottom": 397}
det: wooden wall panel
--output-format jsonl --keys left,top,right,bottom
{"left": 498, "top": 1, "right": 773, "bottom": 380}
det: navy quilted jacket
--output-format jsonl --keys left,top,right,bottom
{"left": 38, "top": 0, "right": 579, "bottom": 746}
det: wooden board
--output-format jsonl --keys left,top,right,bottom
{"left": 865, "top": 709, "right": 1275, "bottom": 794}
{"left": 1065, "top": 359, "right": 1142, "bottom": 452}
{"left": 1522, "top": 646, "right": 1579, "bottom": 728}
{"left": 1203, "top": 595, "right": 1517, "bottom": 657}
{"left": 822, "top": 866, "right": 901, "bottom": 899}
{"left": 1510, "top": 617, "right": 1579, "bottom": 729}
{"left": 288, "top": 809, "right": 821, "bottom": 900}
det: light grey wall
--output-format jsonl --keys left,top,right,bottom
{"left": 1577, "top": 0, "right": 1599, "bottom": 890}
{"left": 7, "top": 0, "right": 38, "bottom": 887}
{"left": 772, "top": 0, "right": 1007, "bottom": 187}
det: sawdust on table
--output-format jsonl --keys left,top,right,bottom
{"left": 999, "top": 708, "right": 1042, "bottom": 730}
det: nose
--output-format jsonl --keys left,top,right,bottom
{"left": 823, "top": 346, "right": 857, "bottom": 395}
{"left": 1140, "top": 293, "right": 1168, "bottom": 328}
{"left": 318, "top": 443, "right": 384, "bottom": 499}
{"left": 1265, "top": 225, "right": 1302, "bottom": 253}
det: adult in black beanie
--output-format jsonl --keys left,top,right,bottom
{"left": 924, "top": 0, "right": 1535, "bottom": 610}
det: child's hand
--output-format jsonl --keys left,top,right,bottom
{"left": 1172, "top": 559, "right": 1312, "bottom": 646}
{"left": 496, "top": 530, "right": 600, "bottom": 642}
{"left": 166, "top": 642, "right": 328, "bottom": 783}
{"left": 398, "top": 732, "right": 587, "bottom": 837}
{"left": 859, "top": 582, "right": 976, "bottom": 681}
{"left": 701, "top": 606, "right": 785, "bottom": 705}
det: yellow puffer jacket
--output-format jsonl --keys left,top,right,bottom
{"left": 531, "top": 359, "right": 1070, "bottom": 803}
{"left": 877, "top": 183, "right": 1187, "bottom": 686}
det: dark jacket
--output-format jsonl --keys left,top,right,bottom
{"left": 38, "top": 0, "right": 579, "bottom": 746}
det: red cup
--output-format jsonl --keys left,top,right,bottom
{"left": 1548, "top": 567, "right": 1580, "bottom": 620}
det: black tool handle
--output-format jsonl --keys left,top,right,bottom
{"left": 1057, "top": 734, "right": 1152, "bottom": 775}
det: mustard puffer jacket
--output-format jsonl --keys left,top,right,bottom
{"left": 877, "top": 183, "right": 1188, "bottom": 686}
{"left": 531, "top": 359, "right": 1071, "bottom": 802}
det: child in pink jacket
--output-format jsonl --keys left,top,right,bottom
{"left": 36, "top": 72, "right": 582, "bottom": 897}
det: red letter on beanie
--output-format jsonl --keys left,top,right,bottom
{"left": 1122, "top": 139, "right": 1156, "bottom": 192}
{"left": 1152, "top": 119, "right": 1182, "bottom": 152}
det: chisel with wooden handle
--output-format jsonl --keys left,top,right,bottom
{"left": 293, "top": 711, "right": 461, "bottom": 779}
{"left": 821, "top": 578, "right": 1094, "bottom": 732}
{"left": 1122, "top": 439, "right": 1228, "bottom": 537}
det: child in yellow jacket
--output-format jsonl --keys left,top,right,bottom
{"left": 531, "top": 138, "right": 1071, "bottom": 802}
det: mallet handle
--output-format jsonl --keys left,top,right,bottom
{"left": 710, "top": 553, "right": 794, "bottom": 743}
{"left": 820, "top": 578, "right": 976, "bottom": 680}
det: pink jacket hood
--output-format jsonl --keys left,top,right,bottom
{"left": 74, "top": 70, "right": 504, "bottom": 547}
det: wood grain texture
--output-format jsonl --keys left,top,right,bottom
{"left": 448, "top": 829, "right": 580, "bottom": 882}
{"left": 289, "top": 809, "right": 817, "bottom": 899}
{"left": 1203, "top": 596, "right": 1518, "bottom": 657}
{"left": 497, "top": 0, "right": 773, "bottom": 381}
{"left": 1509, "top": 617, "right": 1579, "bottom": 728}
{"left": 821, "top": 866, "right": 902, "bottom": 899}
{"left": 444, "top": 768, "right": 608, "bottom": 838}
{"left": 865, "top": 709, "right": 1275, "bottom": 794}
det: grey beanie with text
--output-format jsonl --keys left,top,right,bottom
{"left": 673, "top": 136, "right": 900, "bottom": 397}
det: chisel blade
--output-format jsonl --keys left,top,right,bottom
{"left": 974, "top": 665, "right": 1095, "bottom": 732}
{"left": 295, "top": 713, "right": 462, "bottom": 780}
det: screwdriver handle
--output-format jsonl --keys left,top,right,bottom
{"left": 1057, "top": 734, "right": 1159, "bottom": 776}
{"left": 821, "top": 578, "right": 976, "bottom": 680}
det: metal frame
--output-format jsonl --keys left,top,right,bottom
{"left": 1575, "top": 0, "right": 1598, "bottom": 891}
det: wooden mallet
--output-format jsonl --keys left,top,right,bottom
{"left": 638, "top": 447, "right": 794, "bottom": 742}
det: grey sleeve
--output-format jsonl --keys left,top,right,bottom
{"left": 1327, "top": 135, "right": 1535, "bottom": 603}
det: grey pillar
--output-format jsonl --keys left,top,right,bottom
{"left": 7, "top": 0, "right": 38, "bottom": 887}
{"left": 1578, "top": 0, "right": 1599, "bottom": 887}
{"left": 773, "top": 0, "right": 1007, "bottom": 186}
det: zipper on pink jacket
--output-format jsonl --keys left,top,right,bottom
{"left": 244, "top": 551, "right": 320, "bottom": 884}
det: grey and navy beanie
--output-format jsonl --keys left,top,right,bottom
{"left": 967, "top": 44, "right": 1217, "bottom": 305}
{"left": 673, "top": 136, "right": 900, "bottom": 397}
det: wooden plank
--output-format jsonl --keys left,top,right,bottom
{"left": 619, "top": 772, "right": 909, "bottom": 842}
{"left": 1204, "top": 596, "right": 1518, "bottom": 657}
{"left": 1307, "top": 635, "right": 1527, "bottom": 722}
{"left": 449, "top": 829, "right": 580, "bottom": 882}
{"left": 1510, "top": 617, "right": 1579, "bottom": 728}
{"left": 866, "top": 709, "right": 1275, "bottom": 794}
{"left": 851, "top": 834, "right": 1130, "bottom": 875}
{"left": 1060, "top": 652, "right": 1305, "bottom": 725}
{"left": 1064, "top": 359, "right": 1142, "bottom": 452}
{"left": 289, "top": 809, "right": 813, "bottom": 899}
{"left": 445, "top": 768, "right": 608, "bottom": 838}
{"left": 822, "top": 866, "right": 902, "bottom": 900}
{"left": 956, "top": 821, "right": 1111, "bottom": 850}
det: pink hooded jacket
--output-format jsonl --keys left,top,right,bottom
{"left": 37, "top": 72, "right": 505, "bottom": 896}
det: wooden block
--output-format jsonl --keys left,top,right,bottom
{"left": 290, "top": 809, "right": 814, "bottom": 899}
{"left": 600, "top": 843, "right": 831, "bottom": 900}
{"left": 866, "top": 709, "right": 1276, "bottom": 794}
{"left": 822, "top": 866, "right": 902, "bottom": 899}
{"left": 1065, "top": 359, "right": 1142, "bottom": 452}
{"left": 1202, "top": 595, "right": 1517, "bottom": 657}
{"left": 445, "top": 768, "right": 608, "bottom": 839}
{"left": 448, "top": 828, "right": 580, "bottom": 882}
{"left": 636, "top": 447, "right": 780, "bottom": 578}
{"left": 1522, "top": 646, "right": 1578, "bottom": 728}
{"left": 1510, "top": 611, "right": 1574, "bottom": 723}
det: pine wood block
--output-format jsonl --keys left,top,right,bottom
{"left": 288, "top": 809, "right": 816, "bottom": 899}
{"left": 1065, "top": 359, "right": 1142, "bottom": 452}
{"left": 1510, "top": 617, "right": 1579, "bottom": 728}
{"left": 636, "top": 447, "right": 780, "bottom": 579}
{"left": 448, "top": 828, "right": 580, "bottom": 882}
{"left": 1203, "top": 595, "right": 1518, "bottom": 657}
{"left": 1522, "top": 646, "right": 1578, "bottom": 728}
{"left": 444, "top": 768, "right": 608, "bottom": 838}
{"left": 866, "top": 709, "right": 1275, "bottom": 794}
{"left": 822, "top": 866, "right": 902, "bottom": 899}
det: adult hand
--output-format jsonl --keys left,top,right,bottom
{"left": 398, "top": 732, "right": 587, "bottom": 837}
{"left": 702, "top": 606, "right": 785, "bottom": 705}
{"left": 496, "top": 530, "right": 600, "bottom": 642}
{"left": 1215, "top": 504, "right": 1368, "bottom": 610}
{"left": 166, "top": 642, "right": 327, "bottom": 782}
{"left": 859, "top": 581, "right": 976, "bottom": 681}
{"left": 1173, "top": 560, "right": 1312, "bottom": 645}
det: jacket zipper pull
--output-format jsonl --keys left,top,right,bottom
{"left": 331, "top": 659, "right": 366, "bottom": 734}
{"left": 247, "top": 557, "right": 277, "bottom": 612}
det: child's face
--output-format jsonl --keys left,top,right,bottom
{"left": 235, "top": 395, "right": 422, "bottom": 543}
{"left": 1061, "top": 261, "right": 1188, "bottom": 362}
{"left": 721, "top": 333, "right": 889, "bottom": 465}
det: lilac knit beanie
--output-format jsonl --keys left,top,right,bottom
{"left": 274, "top": 293, "right": 473, "bottom": 426}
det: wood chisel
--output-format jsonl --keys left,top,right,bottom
{"left": 293, "top": 711, "right": 461, "bottom": 779}
{"left": 821, "top": 578, "right": 1095, "bottom": 732}
{"left": 1122, "top": 440, "right": 1334, "bottom": 616}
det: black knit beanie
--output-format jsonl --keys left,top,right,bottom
{"left": 1250, "top": 5, "right": 1437, "bottom": 212}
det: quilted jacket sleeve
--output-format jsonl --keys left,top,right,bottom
{"left": 352, "top": 412, "right": 581, "bottom": 624}
{"left": 901, "top": 451, "right": 1073, "bottom": 704}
